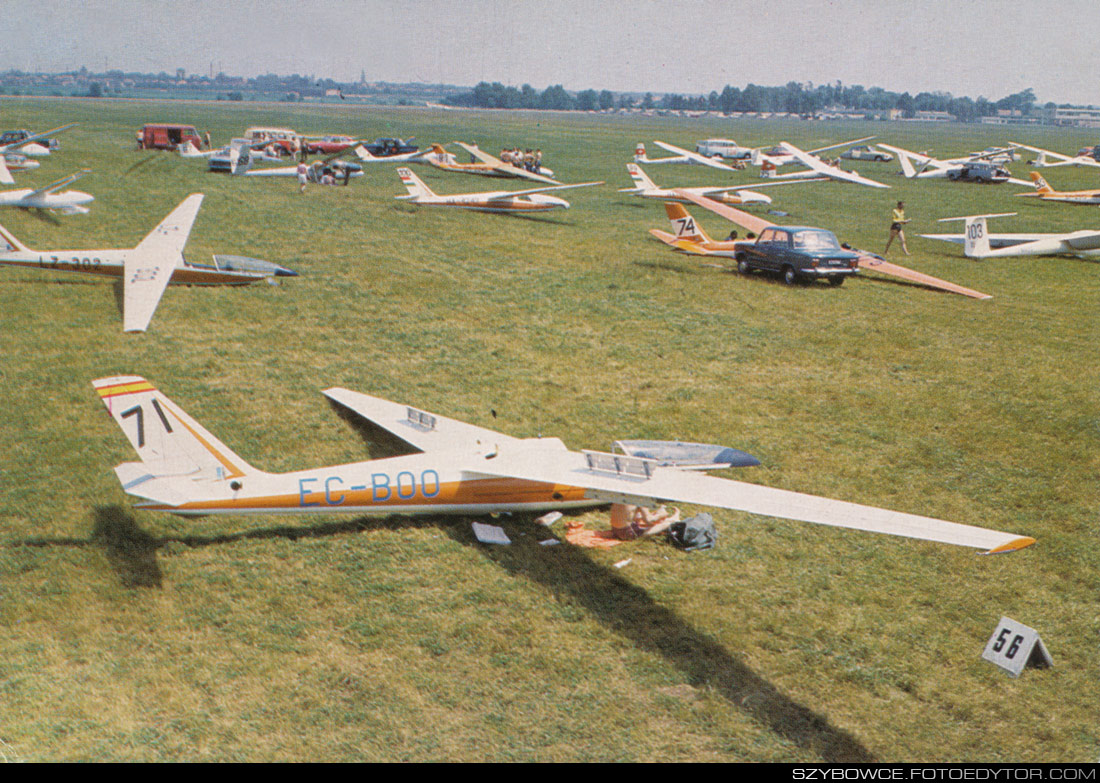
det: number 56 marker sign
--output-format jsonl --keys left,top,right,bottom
{"left": 982, "top": 616, "right": 1053, "bottom": 677}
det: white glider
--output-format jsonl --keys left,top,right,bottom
{"left": 921, "top": 212, "right": 1100, "bottom": 259}
{"left": 619, "top": 163, "right": 823, "bottom": 205}
{"left": 395, "top": 167, "right": 600, "bottom": 212}
{"left": 1011, "top": 142, "right": 1100, "bottom": 171}
{"left": 0, "top": 169, "right": 94, "bottom": 214}
{"left": 634, "top": 141, "right": 742, "bottom": 172}
{"left": 93, "top": 376, "right": 1035, "bottom": 556}
{"left": 0, "top": 194, "right": 297, "bottom": 332}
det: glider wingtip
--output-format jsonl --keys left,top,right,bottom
{"left": 982, "top": 536, "right": 1036, "bottom": 555}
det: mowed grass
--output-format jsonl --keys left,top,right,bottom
{"left": 0, "top": 97, "right": 1098, "bottom": 761}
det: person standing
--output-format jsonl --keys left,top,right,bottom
{"left": 885, "top": 201, "right": 910, "bottom": 256}
{"left": 297, "top": 160, "right": 308, "bottom": 193}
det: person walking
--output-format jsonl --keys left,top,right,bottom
{"left": 885, "top": 201, "right": 910, "bottom": 256}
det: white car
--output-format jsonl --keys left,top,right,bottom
{"left": 840, "top": 145, "right": 892, "bottom": 162}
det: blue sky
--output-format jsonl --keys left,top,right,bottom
{"left": 3, "top": 0, "right": 1098, "bottom": 104}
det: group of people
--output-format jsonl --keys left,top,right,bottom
{"left": 296, "top": 159, "right": 352, "bottom": 192}
{"left": 499, "top": 147, "right": 543, "bottom": 173}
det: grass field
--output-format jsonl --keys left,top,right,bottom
{"left": 0, "top": 96, "right": 1097, "bottom": 762}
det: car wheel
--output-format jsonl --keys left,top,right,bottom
{"left": 737, "top": 257, "right": 751, "bottom": 275}
{"left": 828, "top": 275, "right": 844, "bottom": 287}
{"left": 783, "top": 266, "right": 798, "bottom": 285}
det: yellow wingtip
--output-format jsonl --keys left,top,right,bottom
{"left": 984, "top": 536, "right": 1037, "bottom": 555}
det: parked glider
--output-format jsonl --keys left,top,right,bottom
{"left": 0, "top": 124, "right": 77, "bottom": 184}
{"left": 413, "top": 143, "right": 560, "bottom": 185}
{"left": 353, "top": 145, "right": 434, "bottom": 164}
{"left": 877, "top": 144, "right": 1031, "bottom": 186}
{"left": 634, "top": 141, "right": 742, "bottom": 172}
{"left": 750, "top": 136, "right": 876, "bottom": 168}
{"left": 652, "top": 191, "right": 992, "bottom": 299}
{"left": 759, "top": 142, "right": 890, "bottom": 189}
{"left": 921, "top": 212, "right": 1100, "bottom": 259}
{"left": 395, "top": 168, "right": 600, "bottom": 213}
{"left": 92, "top": 375, "right": 1034, "bottom": 555}
{"left": 618, "top": 163, "right": 822, "bottom": 205}
{"left": 0, "top": 169, "right": 94, "bottom": 214}
{"left": 1011, "top": 142, "right": 1100, "bottom": 171}
{"left": 0, "top": 194, "right": 297, "bottom": 332}
{"left": 1016, "top": 171, "right": 1100, "bottom": 205}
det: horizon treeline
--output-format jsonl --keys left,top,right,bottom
{"left": 446, "top": 80, "right": 1049, "bottom": 120}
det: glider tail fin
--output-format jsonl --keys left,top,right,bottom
{"left": 963, "top": 216, "right": 991, "bottom": 259}
{"left": 397, "top": 167, "right": 434, "bottom": 199}
{"left": 1029, "top": 171, "right": 1053, "bottom": 194}
{"left": 634, "top": 143, "right": 647, "bottom": 162}
{"left": 93, "top": 376, "right": 260, "bottom": 504}
{"left": 627, "top": 163, "right": 656, "bottom": 190}
{"left": 664, "top": 202, "right": 711, "bottom": 243}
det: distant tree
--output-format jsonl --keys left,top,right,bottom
{"left": 641, "top": 92, "right": 654, "bottom": 110}
{"left": 227, "top": 91, "right": 243, "bottom": 101}
{"left": 576, "top": 89, "right": 599, "bottom": 111}
{"left": 539, "top": 84, "right": 574, "bottom": 110}
{"left": 897, "top": 91, "right": 915, "bottom": 118}
{"left": 87, "top": 81, "right": 102, "bottom": 98}
{"left": 598, "top": 90, "right": 615, "bottom": 110}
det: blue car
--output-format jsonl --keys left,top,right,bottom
{"left": 734, "top": 226, "right": 860, "bottom": 286}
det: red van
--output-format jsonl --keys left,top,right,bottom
{"left": 139, "top": 124, "right": 202, "bottom": 150}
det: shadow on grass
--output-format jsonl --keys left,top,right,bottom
{"left": 445, "top": 518, "right": 877, "bottom": 763}
{"left": 91, "top": 505, "right": 163, "bottom": 588}
{"left": 14, "top": 506, "right": 873, "bottom": 760}
{"left": 29, "top": 209, "right": 61, "bottom": 227}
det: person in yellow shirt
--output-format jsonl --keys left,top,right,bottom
{"left": 885, "top": 200, "right": 910, "bottom": 256}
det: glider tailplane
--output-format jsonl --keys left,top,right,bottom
{"left": 963, "top": 216, "right": 991, "bottom": 259}
{"left": 896, "top": 150, "right": 917, "bottom": 178}
{"left": 397, "top": 167, "right": 435, "bottom": 200}
{"left": 0, "top": 222, "right": 29, "bottom": 252}
{"left": 93, "top": 375, "right": 259, "bottom": 505}
{"left": 664, "top": 202, "right": 711, "bottom": 243}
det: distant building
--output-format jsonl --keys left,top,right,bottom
{"left": 1044, "top": 106, "right": 1100, "bottom": 128}
{"left": 914, "top": 110, "right": 952, "bottom": 122}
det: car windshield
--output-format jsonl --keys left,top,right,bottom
{"left": 791, "top": 230, "right": 841, "bottom": 251}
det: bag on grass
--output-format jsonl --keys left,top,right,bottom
{"left": 666, "top": 513, "right": 716, "bottom": 551}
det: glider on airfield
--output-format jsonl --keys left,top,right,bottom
{"left": 650, "top": 191, "right": 993, "bottom": 299}
{"left": 92, "top": 375, "right": 1035, "bottom": 555}
{"left": 618, "top": 163, "right": 824, "bottom": 206}
{"left": 921, "top": 212, "right": 1100, "bottom": 259}
{"left": 201, "top": 138, "right": 363, "bottom": 180}
{"left": 1016, "top": 171, "right": 1100, "bottom": 205}
{"left": 353, "top": 145, "right": 435, "bottom": 164}
{"left": 756, "top": 142, "right": 890, "bottom": 189}
{"left": 634, "top": 141, "right": 744, "bottom": 172}
{"left": 877, "top": 143, "right": 1031, "bottom": 186}
{"left": 0, "top": 193, "right": 297, "bottom": 332}
{"left": 0, "top": 124, "right": 78, "bottom": 184}
{"left": 413, "top": 142, "right": 561, "bottom": 185}
{"left": 749, "top": 136, "right": 876, "bottom": 168}
{"left": 1011, "top": 142, "right": 1100, "bottom": 171}
{"left": 0, "top": 169, "right": 94, "bottom": 214}
{"left": 395, "top": 167, "right": 600, "bottom": 213}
